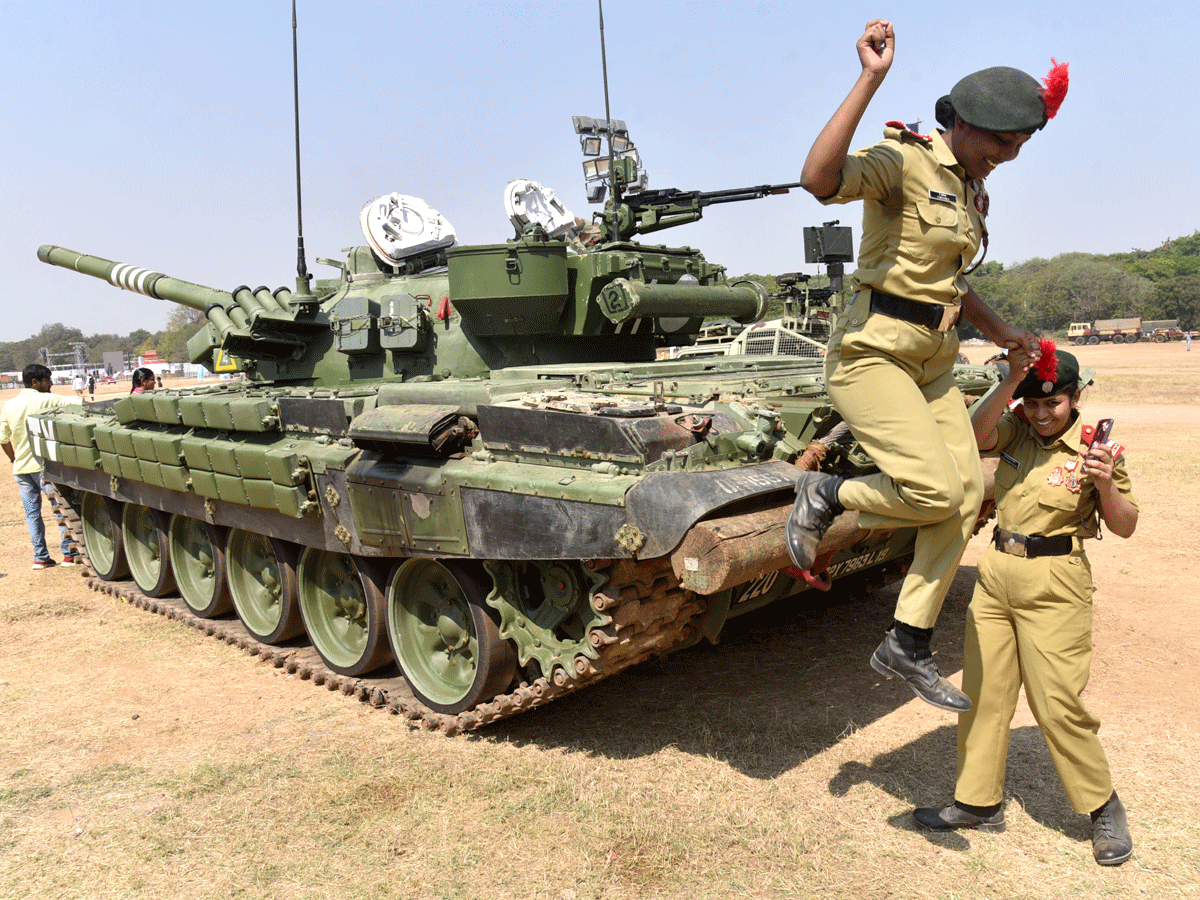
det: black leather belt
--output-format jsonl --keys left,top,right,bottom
{"left": 993, "top": 526, "right": 1073, "bottom": 558}
{"left": 868, "top": 288, "right": 961, "bottom": 332}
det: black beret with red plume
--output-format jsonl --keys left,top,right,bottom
{"left": 1014, "top": 343, "right": 1081, "bottom": 399}
{"left": 943, "top": 58, "right": 1069, "bottom": 134}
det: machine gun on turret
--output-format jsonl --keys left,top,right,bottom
{"left": 603, "top": 181, "right": 803, "bottom": 242}
{"left": 572, "top": 116, "right": 801, "bottom": 243}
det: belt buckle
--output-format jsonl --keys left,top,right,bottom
{"left": 937, "top": 305, "right": 961, "bottom": 332}
{"left": 1000, "top": 531, "right": 1028, "bottom": 558}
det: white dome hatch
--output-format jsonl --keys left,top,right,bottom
{"left": 503, "top": 179, "right": 576, "bottom": 238}
{"left": 359, "top": 193, "right": 456, "bottom": 263}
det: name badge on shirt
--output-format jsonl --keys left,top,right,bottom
{"left": 929, "top": 189, "right": 958, "bottom": 204}
{"left": 1000, "top": 452, "right": 1020, "bottom": 470}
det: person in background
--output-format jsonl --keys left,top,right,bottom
{"left": 913, "top": 346, "right": 1138, "bottom": 867}
{"left": 130, "top": 368, "right": 156, "bottom": 394}
{"left": 786, "top": 19, "right": 1067, "bottom": 711}
{"left": 72, "top": 373, "right": 85, "bottom": 399}
{"left": 87, "top": 373, "right": 95, "bottom": 401}
{"left": 0, "top": 363, "right": 82, "bottom": 569}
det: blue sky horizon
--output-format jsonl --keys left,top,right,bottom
{"left": 2, "top": 1, "right": 1191, "bottom": 340}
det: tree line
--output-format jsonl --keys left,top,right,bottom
{"left": 0, "top": 307, "right": 205, "bottom": 375}
{"left": 744, "top": 230, "right": 1200, "bottom": 335}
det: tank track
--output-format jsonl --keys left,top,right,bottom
{"left": 47, "top": 485, "right": 706, "bottom": 735}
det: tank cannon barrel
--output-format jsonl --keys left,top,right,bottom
{"left": 38, "top": 245, "right": 235, "bottom": 313}
{"left": 38, "top": 245, "right": 314, "bottom": 367}
{"left": 595, "top": 277, "right": 769, "bottom": 326}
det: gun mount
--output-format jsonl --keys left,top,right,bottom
{"left": 572, "top": 116, "right": 802, "bottom": 243}
{"left": 598, "top": 181, "right": 804, "bottom": 242}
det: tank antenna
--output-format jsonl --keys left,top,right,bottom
{"left": 597, "top": 0, "right": 619, "bottom": 242}
{"left": 291, "top": 0, "right": 312, "bottom": 295}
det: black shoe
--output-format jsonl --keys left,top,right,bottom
{"left": 1091, "top": 792, "right": 1132, "bottom": 866}
{"left": 785, "top": 472, "right": 845, "bottom": 570}
{"left": 913, "top": 802, "right": 1005, "bottom": 833}
{"left": 870, "top": 628, "right": 972, "bottom": 712}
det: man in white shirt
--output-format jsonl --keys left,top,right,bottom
{"left": 0, "top": 364, "right": 83, "bottom": 569}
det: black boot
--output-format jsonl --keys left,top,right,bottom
{"left": 1091, "top": 792, "right": 1132, "bottom": 866}
{"left": 870, "top": 627, "right": 972, "bottom": 712}
{"left": 913, "top": 801, "right": 1005, "bottom": 833}
{"left": 784, "top": 472, "right": 845, "bottom": 570}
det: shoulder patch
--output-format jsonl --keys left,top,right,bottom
{"left": 884, "top": 120, "right": 932, "bottom": 143}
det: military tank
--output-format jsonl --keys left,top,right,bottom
{"left": 32, "top": 119, "right": 1000, "bottom": 733}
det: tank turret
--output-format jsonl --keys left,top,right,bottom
{"left": 39, "top": 204, "right": 769, "bottom": 387}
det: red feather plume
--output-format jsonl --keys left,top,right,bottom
{"left": 1041, "top": 59, "right": 1069, "bottom": 119}
{"left": 1035, "top": 338, "right": 1058, "bottom": 383}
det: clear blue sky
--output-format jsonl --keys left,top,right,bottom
{"left": 1, "top": 0, "right": 1192, "bottom": 341}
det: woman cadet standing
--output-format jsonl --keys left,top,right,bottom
{"left": 785, "top": 19, "right": 1069, "bottom": 711}
{"left": 913, "top": 346, "right": 1138, "bottom": 866}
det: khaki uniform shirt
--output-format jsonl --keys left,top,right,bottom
{"left": 822, "top": 126, "right": 986, "bottom": 306}
{"left": 987, "top": 410, "right": 1138, "bottom": 538}
{"left": 0, "top": 389, "right": 81, "bottom": 476}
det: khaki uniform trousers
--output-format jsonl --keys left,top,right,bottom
{"left": 955, "top": 545, "right": 1113, "bottom": 814}
{"left": 824, "top": 292, "right": 984, "bottom": 629}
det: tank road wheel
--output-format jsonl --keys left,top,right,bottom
{"left": 122, "top": 504, "right": 176, "bottom": 597}
{"left": 297, "top": 548, "right": 392, "bottom": 676}
{"left": 387, "top": 559, "right": 517, "bottom": 715}
{"left": 226, "top": 529, "right": 303, "bottom": 644}
{"left": 168, "top": 515, "right": 232, "bottom": 618}
{"left": 81, "top": 492, "right": 129, "bottom": 580}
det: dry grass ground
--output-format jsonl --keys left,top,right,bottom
{"left": 0, "top": 343, "right": 1196, "bottom": 899}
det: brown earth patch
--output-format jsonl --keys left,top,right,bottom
{"left": 0, "top": 341, "right": 1196, "bottom": 899}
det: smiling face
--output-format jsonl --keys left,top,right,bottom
{"left": 1022, "top": 389, "right": 1080, "bottom": 442}
{"left": 948, "top": 120, "right": 1033, "bottom": 179}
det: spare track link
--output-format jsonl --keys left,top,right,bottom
{"left": 46, "top": 484, "right": 706, "bottom": 735}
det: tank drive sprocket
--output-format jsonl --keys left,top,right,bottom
{"left": 484, "top": 560, "right": 610, "bottom": 682}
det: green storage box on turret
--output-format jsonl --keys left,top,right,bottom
{"left": 446, "top": 241, "right": 568, "bottom": 335}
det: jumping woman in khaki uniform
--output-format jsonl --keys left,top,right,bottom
{"left": 787, "top": 19, "right": 1068, "bottom": 711}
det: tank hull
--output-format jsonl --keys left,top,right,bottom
{"left": 33, "top": 352, "right": 999, "bottom": 730}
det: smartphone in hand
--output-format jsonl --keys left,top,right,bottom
{"left": 1090, "top": 418, "right": 1114, "bottom": 449}
{"left": 1083, "top": 418, "right": 1114, "bottom": 475}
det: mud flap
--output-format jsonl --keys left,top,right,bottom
{"left": 624, "top": 461, "right": 799, "bottom": 558}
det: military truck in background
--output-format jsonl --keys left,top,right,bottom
{"left": 1067, "top": 317, "right": 1143, "bottom": 345}
{"left": 1140, "top": 319, "right": 1185, "bottom": 342}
